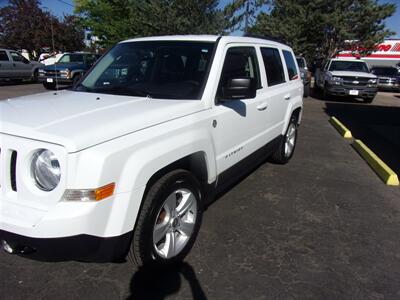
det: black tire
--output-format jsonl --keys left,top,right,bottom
{"left": 127, "top": 169, "right": 203, "bottom": 269}
{"left": 270, "top": 114, "right": 298, "bottom": 164}
{"left": 363, "top": 96, "right": 374, "bottom": 103}
{"left": 303, "top": 84, "right": 310, "bottom": 97}
{"left": 32, "top": 69, "right": 39, "bottom": 83}
{"left": 72, "top": 73, "right": 82, "bottom": 87}
{"left": 322, "top": 85, "right": 330, "bottom": 100}
{"left": 43, "top": 82, "right": 56, "bottom": 90}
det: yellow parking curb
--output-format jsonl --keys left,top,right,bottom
{"left": 329, "top": 116, "right": 352, "bottom": 138}
{"left": 352, "top": 140, "right": 399, "bottom": 186}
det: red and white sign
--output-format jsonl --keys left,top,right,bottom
{"left": 337, "top": 39, "right": 400, "bottom": 60}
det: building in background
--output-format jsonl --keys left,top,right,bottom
{"left": 337, "top": 39, "right": 400, "bottom": 68}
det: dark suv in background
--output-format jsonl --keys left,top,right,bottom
{"left": 370, "top": 66, "right": 400, "bottom": 92}
{"left": 38, "top": 52, "right": 100, "bottom": 89}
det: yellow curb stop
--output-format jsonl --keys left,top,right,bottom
{"left": 329, "top": 116, "right": 352, "bottom": 138}
{"left": 352, "top": 140, "right": 399, "bottom": 186}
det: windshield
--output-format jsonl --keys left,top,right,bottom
{"left": 296, "top": 58, "right": 305, "bottom": 68}
{"left": 329, "top": 61, "right": 369, "bottom": 73}
{"left": 371, "top": 67, "right": 398, "bottom": 76}
{"left": 75, "top": 41, "right": 216, "bottom": 99}
{"left": 59, "top": 54, "right": 84, "bottom": 64}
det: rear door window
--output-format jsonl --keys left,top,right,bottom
{"left": 0, "top": 51, "right": 9, "bottom": 61}
{"left": 283, "top": 50, "right": 299, "bottom": 80}
{"left": 260, "top": 47, "right": 285, "bottom": 86}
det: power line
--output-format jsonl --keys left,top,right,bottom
{"left": 55, "top": 0, "right": 74, "bottom": 7}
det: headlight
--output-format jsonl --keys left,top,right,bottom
{"left": 330, "top": 76, "right": 342, "bottom": 85}
{"left": 368, "top": 79, "right": 377, "bottom": 84}
{"left": 60, "top": 69, "right": 71, "bottom": 78}
{"left": 31, "top": 149, "right": 61, "bottom": 191}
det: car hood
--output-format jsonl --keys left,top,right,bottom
{"left": 329, "top": 71, "right": 377, "bottom": 79}
{"left": 44, "top": 63, "right": 86, "bottom": 70}
{"left": 0, "top": 90, "right": 206, "bottom": 152}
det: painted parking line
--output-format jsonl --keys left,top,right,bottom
{"left": 329, "top": 116, "right": 352, "bottom": 138}
{"left": 352, "top": 139, "right": 399, "bottom": 186}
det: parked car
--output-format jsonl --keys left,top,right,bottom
{"left": 0, "top": 35, "right": 303, "bottom": 268}
{"left": 315, "top": 58, "right": 377, "bottom": 103}
{"left": 38, "top": 52, "right": 100, "bottom": 89}
{"left": 296, "top": 56, "right": 311, "bottom": 97}
{"left": 370, "top": 66, "right": 400, "bottom": 92}
{"left": 0, "top": 48, "right": 43, "bottom": 82}
{"left": 38, "top": 52, "right": 63, "bottom": 66}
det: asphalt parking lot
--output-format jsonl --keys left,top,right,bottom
{"left": 1, "top": 84, "right": 400, "bottom": 299}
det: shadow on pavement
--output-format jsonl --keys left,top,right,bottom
{"left": 0, "top": 80, "right": 36, "bottom": 86}
{"left": 324, "top": 102, "right": 400, "bottom": 175}
{"left": 127, "top": 262, "right": 206, "bottom": 300}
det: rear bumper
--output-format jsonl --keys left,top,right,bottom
{"left": 326, "top": 84, "right": 377, "bottom": 97}
{"left": 0, "top": 229, "right": 132, "bottom": 262}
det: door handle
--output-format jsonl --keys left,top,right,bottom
{"left": 257, "top": 102, "right": 268, "bottom": 111}
{"left": 284, "top": 94, "right": 291, "bottom": 100}
{"left": 13, "top": 63, "right": 16, "bottom": 67}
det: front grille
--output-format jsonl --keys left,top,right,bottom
{"left": 0, "top": 147, "right": 18, "bottom": 192}
{"left": 341, "top": 76, "right": 369, "bottom": 87}
{"left": 379, "top": 78, "right": 390, "bottom": 84}
{"left": 44, "top": 70, "right": 61, "bottom": 77}
{"left": 10, "top": 150, "right": 17, "bottom": 191}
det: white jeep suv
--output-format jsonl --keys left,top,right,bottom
{"left": 0, "top": 35, "right": 303, "bottom": 267}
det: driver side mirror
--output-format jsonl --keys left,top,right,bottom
{"left": 221, "top": 77, "right": 256, "bottom": 100}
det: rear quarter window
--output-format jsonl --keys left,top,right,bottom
{"left": 283, "top": 50, "right": 298, "bottom": 80}
{"left": 260, "top": 47, "right": 286, "bottom": 87}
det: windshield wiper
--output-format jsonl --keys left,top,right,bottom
{"left": 91, "top": 85, "right": 152, "bottom": 98}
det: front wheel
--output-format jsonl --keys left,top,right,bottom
{"left": 270, "top": 115, "right": 298, "bottom": 164}
{"left": 303, "top": 84, "right": 310, "bottom": 97}
{"left": 127, "top": 169, "right": 203, "bottom": 269}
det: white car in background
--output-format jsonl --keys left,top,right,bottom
{"left": 38, "top": 53, "right": 63, "bottom": 66}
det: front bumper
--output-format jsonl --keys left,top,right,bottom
{"left": 377, "top": 83, "right": 400, "bottom": 92}
{"left": 0, "top": 229, "right": 132, "bottom": 262}
{"left": 38, "top": 76, "right": 73, "bottom": 84}
{"left": 0, "top": 186, "right": 146, "bottom": 262}
{"left": 326, "top": 84, "right": 377, "bottom": 98}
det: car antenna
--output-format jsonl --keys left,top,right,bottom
{"left": 50, "top": 13, "right": 58, "bottom": 91}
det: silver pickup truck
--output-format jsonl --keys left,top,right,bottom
{"left": 315, "top": 58, "right": 377, "bottom": 103}
{"left": 0, "top": 49, "right": 43, "bottom": 82}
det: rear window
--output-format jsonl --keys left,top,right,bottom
{"left": 296, "top": 57, "right": 305, "bottom": 68}
{"left": 0, "top": 51, "right": 9, "bottom": 61}
{"left": 260, "top": 47, "right": 285, "bottom": 86}
{"left": 283, "top": 50, "right": 298, "bottom": 80}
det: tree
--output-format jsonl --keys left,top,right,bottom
{"left": 248, "top": 0, "right": 396, "bottom": 64}
{"left": 224, "top": 0, "right": 269, "bottom": 32}
{"left": 0, "top": 0, "right": 84, "bottom": 57}
{"left": 75, "top": 0, "right": 231, "bottom": 47}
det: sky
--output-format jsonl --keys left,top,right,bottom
{"left": 0, "top": 0, "right": 399, "bottom": 38}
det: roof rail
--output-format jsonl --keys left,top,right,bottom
{"left": 243, "top": 34, "right": 289, "bottom": 46}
